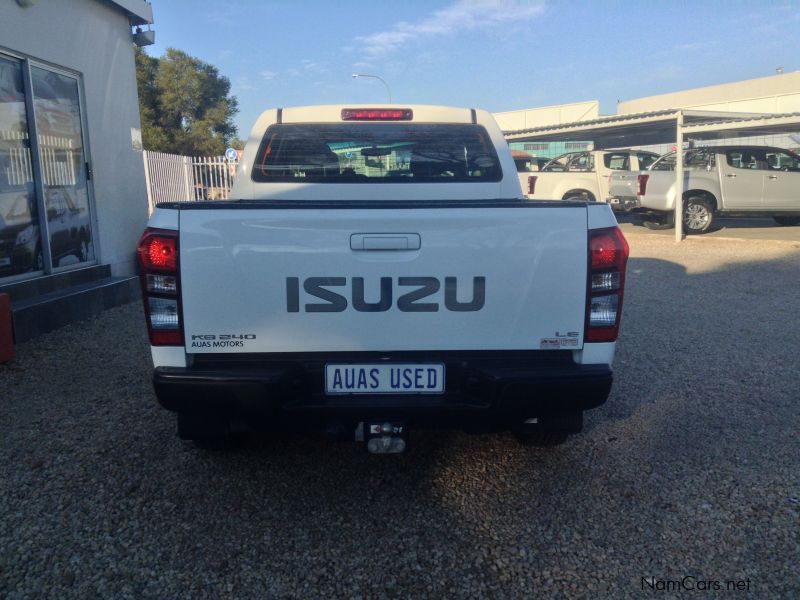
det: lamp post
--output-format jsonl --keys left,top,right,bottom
{"left": 351, "top": 73, "right": 392, "bottom": 103}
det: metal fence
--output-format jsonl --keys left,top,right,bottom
{"left": 142, "top": 151, "right": 238, "bottom": 213}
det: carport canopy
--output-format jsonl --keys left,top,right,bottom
{"left": 504, "top": 110, "right": 800, "bottom": 240}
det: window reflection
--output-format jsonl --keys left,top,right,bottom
{"left": 0, "top": 56, "right": 41, "bottom": 277}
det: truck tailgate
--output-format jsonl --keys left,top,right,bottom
{"left": 179, "top": 204, "right": 588, "bottom": 353}
{"left": 609, "top": 172, "right": 638, "bottom": 199}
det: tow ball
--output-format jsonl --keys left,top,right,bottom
{"left": 362, "top": 421, "right": 407, "bottom": 454}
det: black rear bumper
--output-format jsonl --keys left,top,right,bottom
{"left": 153, "top": 351, "right": 612, "bottom": 430}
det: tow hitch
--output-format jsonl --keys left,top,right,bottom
{"left": 361, "top": 421, "right": 407, "bottom": 454}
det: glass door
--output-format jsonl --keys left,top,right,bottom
{"left": 30, "top": 66, "right": 94, "bottom": 270}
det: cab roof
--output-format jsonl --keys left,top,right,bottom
{"left": 256, "top": 104, "right": 479, "bottom": 125}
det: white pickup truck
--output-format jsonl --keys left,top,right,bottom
{"left": 137, "top": 105, "right": 629, "bottom": 452}
{"left": 609, "top": 145, "right": 800, "bottom": 233}
{"left": 519, "top": 149, "right": 659, "bottom": 206}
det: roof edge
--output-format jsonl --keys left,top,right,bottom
{"left": 106, "top": 0, "right": 153, "bottom": 25}
{"left": 493, "top": 99, "right": 599, "bottom": 116}
{"left": 503, "top": 109, "right": 782, "bottom": 137}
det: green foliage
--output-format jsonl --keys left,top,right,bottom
{"left": 135, "top": 47, "right": 238, "bottom": 155}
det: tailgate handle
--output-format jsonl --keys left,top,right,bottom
{"left": 350, "top": 233, "right": 421, "bottom": 251}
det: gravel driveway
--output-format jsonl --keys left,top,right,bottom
{"left": 1, "top": 233, "right": 799, "bottom": 598}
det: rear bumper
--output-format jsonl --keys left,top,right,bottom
{"left": 153, "top": 351, "right": 612, "bottom": 429}
{"left": 609, "top": 196, "right": 640, "bottom": 212}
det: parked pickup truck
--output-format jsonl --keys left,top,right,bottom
{"left": 137, "top": 105, "right": 629, "bottom": 452}
{"left": 609, "top": 146, "right": 800, "bottom": 233}
{"left": 520, "top": 149, "right": 659, "bottom": 206}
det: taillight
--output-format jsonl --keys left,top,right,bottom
{"left": 527, "top": 175, "right": 537, "bottom": 195}
{"left": 637, "top": 174, "right": 649, "bottom": 197}
{"left": 585, "top": 227, "right": 629, "bottom": 342}
{"left": 341, "top": 108, "right": 413, "bottom": 121}
{"left": 137, "top": 228, "right": 183, "bottom": 346}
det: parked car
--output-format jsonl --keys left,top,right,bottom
{"left": 608, "top": 146, "right": 800, "bottom": 233}
{"left": 0, "top": 186, "right": 91, "bottom": 276}
{"left": 44, "top": 186, "right": 91, "bottom": 265}
{"left": 137, "top": 104, "right": 629, "bottom": 452}
{"left": 0, "top": 192, "right": 41, "bottom": 276}
{"left": 521, "top": 149, "right": 659, "bottom": 207}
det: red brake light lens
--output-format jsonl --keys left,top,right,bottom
{"left": 138, "top": 229, "right": 178, "bottom": 272}
{"left": 590, "top": 231, "right": 628, "bottom": 269}
{"left": 527, "top": 175, "right": 537, "bottom": 195}
{"left": 341, "top": 108, "right": 413, "bottom": 121}
{"left": 150, "top": 330, "right": 183, "bottom": 345}
{"left": 637, "top": 173, "right": 649, "bottom": 196}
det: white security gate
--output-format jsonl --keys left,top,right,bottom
{"left": 143, "top": 151, "right": 238, "bottom": 213}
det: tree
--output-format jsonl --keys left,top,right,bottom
{"left": 135, "top": 47, "right": 238, "bottom": 156}
{"left": 135, "top": 47, "right": 168, "bottom": 151}
{"left": 228, "top": 137, "right": 246, "bottom": 151}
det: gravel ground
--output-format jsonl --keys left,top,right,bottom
{"left": 1, "top": 233, "right": 799, "bottom": 598}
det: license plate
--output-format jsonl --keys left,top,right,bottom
{"left": 325, "top": 363, "right": 445, "bottom": 394}
{"left": 0, "top": 257, "right": 10, "bottom": 267}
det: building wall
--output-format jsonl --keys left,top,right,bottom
{"left": 617, "top": 72, "right": 800, "bottom": 116}
{"left": 493, "top": 101, "right": 600, "bottom": 132}
{"left": 0, "top": 0, "right": 148, "bottom": 277}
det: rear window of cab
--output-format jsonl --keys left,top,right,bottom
{"left": 251, "top": 123, "right": 502, "bottom": 183}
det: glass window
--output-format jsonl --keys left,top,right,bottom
{"left": 542, "top": 152, "right": 580, "bottom": 172}
{"left": 31, "top": 67, "right": 94, "bottom": 267}
{"left": 252, "top": 123, "right": 502, "bottom": 183}
{"left": 652, "top": 149, "right": 715, "bottom": 171}
{"left": 0, "top": 56, "right": 40, "bottom": 277}
{"left": 726, "top": 150, "right": 750, "bottom": 169}
{"left": 514, "top": 158, "right": 532, "bottom": 173}
{"left": 685, "top": 149, "right": 715, "bottom": 168}
{"left": 603, "top": 153, "right": 630, "bottom": 170}
{"left": 568, "top": 152, "right": 594, "bottom": 171}
{"left": 725, "top": 148, "right": 778, "bottom": 170}
{"left": 765, "top": 150, "right": 800, "bottom": 172}
{"left": 514, "top": 156, "right": 548, "bottom": 173}
{"left": 637, "top": 152, "right": 658, "bottom": 170}
{"left": 651, "top": 155, "right": 675, "bottom": 171}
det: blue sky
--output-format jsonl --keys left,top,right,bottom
{"left": 145, "top": 0, "right": 800, "bottom": 139}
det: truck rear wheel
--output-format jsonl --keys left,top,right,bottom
{"left": 683, "top": 197, "right": 714, "bottom": 234}
{"left": 773, "top": 216, "right": 800, "bottom": 226}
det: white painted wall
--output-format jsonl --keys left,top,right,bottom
{"left": 493, "top": 101, "right": 600, "bottom": 132}
{"left": 0, "top": 0, "right": 149, "bottom": 277}
{"left": 618, "top": 72, "right": 800, "bottom": 116}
